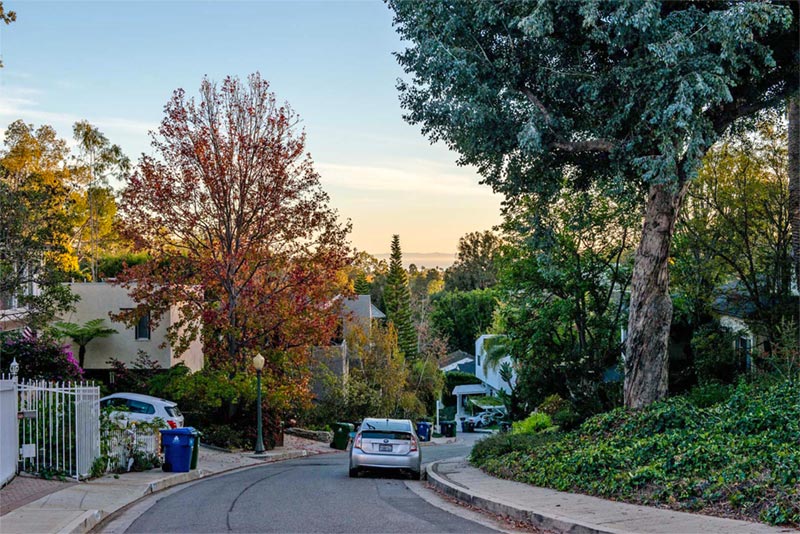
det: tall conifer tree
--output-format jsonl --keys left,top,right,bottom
{"left": 383, "top": 235, "right": 417, "bottom": 359}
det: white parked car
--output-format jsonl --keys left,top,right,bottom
{"left": 100, "top": 392, "right": 184, "bottom": 429}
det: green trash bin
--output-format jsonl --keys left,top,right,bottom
{"left": 441, "top": 421, "right": 456, "bottom": 438}
{"left": 187, "top": 427, "right": 201, "bottom": 469}
{"left": 331, "top": 422, "right": 354, "bottom": 450}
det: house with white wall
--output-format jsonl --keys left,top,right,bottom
{"left": 475, "top": 334, "right": 516, "bottom": 394}
{"left": 60, "top": 283, "right": 204, "bottom": 377}
{"left": 450, "top": 335, "right": 517, "bottom": 429}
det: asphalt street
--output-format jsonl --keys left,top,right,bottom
{"left": 124, "top": 435, "right": 495, "bottom": 533}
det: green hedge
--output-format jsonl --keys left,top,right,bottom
{"left": 470, "top": 380, "right": 799, "bottom": 526}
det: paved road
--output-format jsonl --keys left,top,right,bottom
{"left": 125, "top": 434, "right": 498, "bottom": 534}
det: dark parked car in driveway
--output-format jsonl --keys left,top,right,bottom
{"left": 348, "top": 418, "right": 421, "bottom": 480}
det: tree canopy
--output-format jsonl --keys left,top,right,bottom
{"left": 389, "top": 0, "right": 799, "bottom": 408}
{"left": 118, "top": 73, "right": 351, "bottom": 374}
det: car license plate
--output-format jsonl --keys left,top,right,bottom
{"left": 379, "top": 444, "right": 392, "bottom": 452}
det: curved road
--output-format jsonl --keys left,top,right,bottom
{"left": 122, "top": 434, "right": 502, "bottom": 533}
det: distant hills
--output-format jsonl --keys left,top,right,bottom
{"left": 373, "top": 252, "right": 456, "bottom": 269}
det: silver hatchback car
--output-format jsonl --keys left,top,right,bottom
{"left": 348, "top": 418, "right": 422, "bottom": 480}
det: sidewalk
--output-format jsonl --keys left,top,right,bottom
{"left": 0, "top": 434, "right": 334, "bottom": 534}
{"left": 427, "top": 457, "right": 789, "bottom": 534}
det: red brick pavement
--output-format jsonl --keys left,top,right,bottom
{"left": 0, "top": 474, "right": 75, "bottom": 516}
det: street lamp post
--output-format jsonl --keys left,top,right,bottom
{"left": 253, "top": 353, "right": 266, "bottom": 455}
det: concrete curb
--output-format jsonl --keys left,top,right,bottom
{"left": 426, "top": 459, "right": 621, "bottom": 534}
{"left": 81, "top": 449, "right": 309, "bottom": 534}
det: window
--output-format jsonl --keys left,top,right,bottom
{"left": 126, "top": 399, "right": 155, "bottom": 415}
{"left": 135, "top": 312, "right": 151, "bottom": 340}
{"left": 120, "top": 308, "right": 151, "bottom": 340}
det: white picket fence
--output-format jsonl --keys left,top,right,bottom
{"left": 16, "top": 378, "right": 101, "bottom": 480}
{"left": 0, "top": 377, "right": 18, "bottom": 486}
{"left": 105, "top": 425, "right": 160, "bottom": 472}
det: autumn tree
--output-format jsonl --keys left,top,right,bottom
{"left": 389, "top": 0, "right": 799, "bottom": 408}
{"left": 383, "top": 235, "right": 417, "bottom": 359}
{"left": 118, "top": 74, "right": 351, "bottom": 382}
{"left": 0, "top": 121, "right": 79, "bottom": 329}
{"left": 444, "top": 230, "right": 502, "bottom": 291}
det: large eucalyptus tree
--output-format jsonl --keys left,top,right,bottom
{"left": 388, "top": 0, "right": 799, "bottom": 408}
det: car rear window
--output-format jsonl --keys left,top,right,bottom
{"left": 361, "top": 431, "right": 413, "bottom": 440}
{"left": 361, "top": 420, "right": 412, "bottom": 432}
{"left": 127, "top": 400, "right": 155, "bottom": 414}
{"left": 165, "top": 406, "right": 182, "bottom": 417}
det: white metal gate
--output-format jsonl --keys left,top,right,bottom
{"left": 17, "top": 379, "right": 100, "bottom": 480}
{"left": 0, "top": 375, "right": 18, "bottom": 486}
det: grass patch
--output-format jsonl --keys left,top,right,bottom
{"left": 470, "top": 380, "right": 800, "bottom": 526}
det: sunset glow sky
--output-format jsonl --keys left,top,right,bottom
{"left": 0, "top": 1, "right": 503, "bottom": 262}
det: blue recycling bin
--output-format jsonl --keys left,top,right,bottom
{"left": 416, "top": 421, "right": 432, "bottom": 442}
{"left": 160, "top": 428, "right": 195, "bottom": 473}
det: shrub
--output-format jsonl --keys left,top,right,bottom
{"left": 536, "top": 394, "right": 567, "bottom": 415}
{"left": 691, "top": 323, "right": 744, "bottom": 385}
{"left": 470, "top": 431, "right": 561, "bottom": 466}
{"left": 512, "top": 412, "right": 552, "bottom": 434}
{"left": 686, "top": 382, "right": 734, "bottom": 408}
{"left": 0, "top": 330, "right": 83, "bottom": 381}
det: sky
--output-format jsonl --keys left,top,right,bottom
{"left": 0, "top": 0, "right": 503, "bottom": 264}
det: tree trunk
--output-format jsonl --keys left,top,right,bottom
{"left": 624, "top": 183, "right": 688, "bottom": 409}
{"left": 78, "top": 344, "right": 86, "bottom": 369}
{"left": 788, "top": 96, "right": 799, "bottom": 296}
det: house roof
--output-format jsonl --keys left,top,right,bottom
{"left": 439, "top": 350, "right": 474, "bottom": 368}
{"left": 712, "top": 280, "right": 764, "bottom": 319}
{"left": 342, "top": 295, "right": 385, "bottom": 320}
{"left": 370, "top": 304, "right": 386, "bottom": 319}
{"left": 452, "top": 383, "right": 488, "bottom": 396}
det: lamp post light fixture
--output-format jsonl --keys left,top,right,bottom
{"left": 252, "top": 353, "right": 266, "bottom": 455}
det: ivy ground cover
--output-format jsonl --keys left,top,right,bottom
{"left": 470, "top": 380, "right": 799, "bottom": 526}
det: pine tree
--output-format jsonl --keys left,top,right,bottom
{"left": 383, "top": 235, "right": 417, "bottom": 359}
{"left": 353, "top": 273, "right": 371, "bottom": 295}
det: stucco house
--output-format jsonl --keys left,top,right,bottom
{"left": 59, "top": 283, "right": 204, "bottom": 378}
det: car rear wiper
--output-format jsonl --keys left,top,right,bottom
{"left": 364, "top": 422, "right": 375, "bottom": 429}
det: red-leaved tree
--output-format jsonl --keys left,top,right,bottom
{"left": 117, "top": 73, "right": 351, "bottom": 389}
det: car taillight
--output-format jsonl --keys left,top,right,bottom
{"left": 354, "top": 433, "right": 362, "bottom": 450}
{"left": 410, "top": 436, "right": 418, "bottom": 452}
{"left": 167, "top": 419, "right": 177, "bottom": 429}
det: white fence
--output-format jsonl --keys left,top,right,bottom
{"left": 106, "top": 425, "right": 160, "bottom": 472}
{"left": 17, "top": 379, "right": 101, "bottom": 480}
{"left": 0, "top": 376, "right": 18, "bottom": 486}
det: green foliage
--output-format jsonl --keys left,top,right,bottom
{"left": 444, "top": 231, "right": 502, "bottom": 291}
{"left": 512, "top": 412, "right": 552, "bottom": 435}
{"left": 690, "top": 323, "right": 745, "bottom": 386}
{"left": 429, "top": 289, "right": 497, "bottom": 354}
{"left": 685, "top": 383, "right": 735, "bottom": 409}
{"left": 384, "top": 235, "right": 417, "bottom": 359}
{"left": 106, "top": 351, "right": 163, "bottom": 394}
{"left": 471, "top": 380, "right": 800, "bottom": 526}
{"left": 442, "top": 371, "right": 482, "bottom": 407}
{"left": 0, "top": 330, "right": 83, "bottom": 381}
{"left": 494, "top": 188, "right": 633, "bottom": 417}
{"left": 51, "top": 318, "right": 117, "bottom": 369}
{"left": 96, "top": 253, "right": 150, "bottom": 279}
